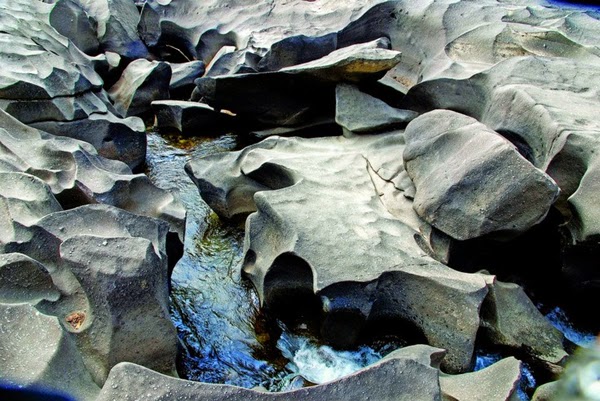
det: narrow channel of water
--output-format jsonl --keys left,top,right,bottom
{"left": 145, "top": 131, "right": 384, "bottom": 391}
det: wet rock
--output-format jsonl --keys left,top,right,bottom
{"left": 187, "top": 133, "right": 490, "bottom": 372}
{"left": 194, "top": 38, "right": 401, "bottom": 127}
{"left": 439, "top": 357, "right": 522, "bottom": 401}
{"left": 0, "top": 0, "right": 147, "bottom": 170}
{"left": 335, "top": 83, "right": 418, "bottom": 134}
{"left": 403, "top": 110, "right": 559, "bottom": 241}
{"left": 48, "top": 0, "right": 100, "bottom": 55}
{"left": 405, "top": 57, "right": 600, "bottom": 244}
{"left": 169, "top": 60, "right": 206, "bottom": 99}
{"left": 98, "top": 352, "right": 442, "bottom": 401}
{"left": 151, "top": 100, "right": 235, "bottom": 135}
{"left": 69, "top": 0, "right": 149, "bottom": 59}
{"left": 0, "top": 303, "right": 100, "bottom": 401}
{"left": 108, "top": 59, "right": 172, "bottom": 117}
{"left": 0, "top": 109, "right": 185, "bottom": 242}
{"left": 481, "top": 278, "right": 568, "bottom": 367}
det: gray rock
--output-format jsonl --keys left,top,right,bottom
{"left": 1, "top": 204, "right": 178, "bottom": 386}
{"left": 151, "top": 100, "right": 235, "bottom": 135}
{"left": 48, "top": 0, "right": 100, "bottom": 55}
{"left": 0, "top": 0, "right": 147, "bottom": 170}
{"left": 531, "top": 381, "right": 559, "bottom": 401}
{"left": 335, "top": 83, "right": 418, "bottom": 134}
{"left": 138, "top": 0, "right": 387, "bottom": 65}
{"left": 109, "top": 59, "right": 172, "bottom": 117}
{"left": 169, "top": 60, "right": 206, "bottom": 98}
{"left": 187, "top": 133, "right": 490, "bottom": 372}
{"left": 0, "top": 253, "right": 60, "bottom": 304}
{"left": 0, "top": 109, "right": 185, "bottom": 242}
{"left": 481, "top": 278, "right": 568, "bottom": 366}
{"left": 439, "top": 357, "right": 522, "bottom": 401}
{"left": 61, "top": 234, "right": 177, "bottom": 384}
{"left": 194, "top": 39, "right": 401, "bottom": 127}
{"left": 258, "top": 33, "right": 339, "bottom": 72}
{"left": 70, "top": 0, "right": 149, "bottom": 59}
{"left": 97, "top": 354, "right": 442, "bottom": 401}
{"left": 405, "top": 56, "right": 600, "bottom": 244}
{"left": 403, "top": 110, "right": 559, "bottom": 241}
{"left": 0, "top": 303, "right": 100, "bottom": 401}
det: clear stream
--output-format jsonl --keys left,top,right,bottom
{"left": 145, "top": 131, "right": 596, "bottom": 398}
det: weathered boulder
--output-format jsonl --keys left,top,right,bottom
{"left": 97, "top": 351, "right": 442, "bottom": 401}
{"left": 151, "top": 100, "right": 235, "bottom": 135}
{"left": 194, "top": 38, "right": 401, "bottom": 127}
{"left": 187, "top": 133, "right": 490, "bottom": 372}
{"left": 1, "top": 205, "right": 178, "bottom": 386}
{"left": 68, "top": 0, "right": 149, "bottom": 59}
{"left": 0, "top": 109, "right": 185, "bottom": 242}
{"left": 169, "top": 60, "right": 206, "bottom": 99}
{"left": 335, "top": 83, "right": 418, "bottom": 134}
{"left": 0, "top": 0, "right": 147, "bottom": 170}
{"left": 439, "top": 357, "right": 522, "bottom": 401}
{"left": 258, "top": 34, "right": 339, "bottom": 72}
{"left": 481, "top": 278, "right": 568, "bottom": 368}
{"left": 48, "top": 0, "right": 100, "bottom": 55}
{"left": 0, "top": 303, "right": 100, "bottom": 401}
{"left": 403, "top": 110, "right": 559, "bottom": 241}
{"left": 108, "top": 59, "right": 172, "bottom": 117}
{"left": 404, "top": 57, "right": 600, "bottom": 244}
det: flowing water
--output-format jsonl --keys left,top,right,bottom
{"left": 145, "top": 131, "right": 385, "bottom": 391}
{"left": 146, "top": 131, "right": 597, "bottom": 397}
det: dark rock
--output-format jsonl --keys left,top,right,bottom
{"left": 335, "top": 83, "right": 418, "bottom": 135}
{"left": 403, "top": 110, "right": 559, "bottom": 241}
{"left": 194, "top": 39, "right": 400, "bottom": 127}
{"left": 258, "top": 33, "right": 338, "bottom": 72}
{"left": 70, "top": 0, "right": 149, "bottom": 59}
{"left": 169, "top": 60, "right": 205, "bottom": 99}
{"left": 108, "top": 59, "right": 172, "bottom": 117}
{"left": 481, "top": 278, "right": 568, "bottom": 367}
{"left": 151, "top": 100, "right": 235, "bottom": 135}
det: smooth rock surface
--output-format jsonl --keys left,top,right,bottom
{"left": 169, "top": 60, "right": 206, "bottom": 99}
{"left": 439, "top": 357, "right": 522, "bottom": 401}
{"left": 404, "top": 56, "right": 600, "bottom": 244}
{"left": 152, "top": 100, "right": 235, "bottom": 135}
{"left": 335, "top": 83, "right": 418, "bottom": 134}
{"left": 0, "top": 303, "right": 100, "bottom": 401}
{"left": 0, "top": 0, "right": 147, "bottom": 169}
{"left": 194, "top": 39, "right": 401, "bottom": 126}
{"left": 0, "top": 253, "right": 59, "bottom": 305}
{"left": 48, "top": 0, "right": 100, "bottom": 55}
{"left": 0, "top": 109, "right": 185, "bottom": 241}
{"left": 403, "top": 110, "right": 559, "bottom": 241}
{"left": 97, "top": 353, "right": 442, "bottom": 401}
{"left": 109, "top": 59, "right": 172, "bottom": 117}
